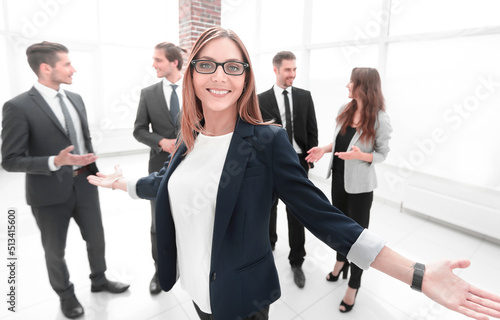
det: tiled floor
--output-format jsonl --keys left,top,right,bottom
{"left": 1, "top": 152, "right": 499, "bottom": 320}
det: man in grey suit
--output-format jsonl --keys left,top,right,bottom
{"left": 258, "top": 51, "right": 318, "bottom": 289}
{"left": 133, "top": 42, "right": 185, "bottom": 294}
{"left": 1, "top": 41, "right": 129, "bottom": 319}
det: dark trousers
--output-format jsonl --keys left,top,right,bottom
{"left": 31, "top": 172, "right": 106, "bottom": 299}
{"left": 331, "top": 175, "right": 373, "bottom": 290}
{"left": 150, "top": 199, "right": 158, "bottom": 274}
{"left": 269, "top": 154, "right": 308, "bottom": 267}
{"left": 149, "top": 155, "right": 167, "bottom": 275}
{"left": 193, "top": 302, "right": 269, "bottom": 320}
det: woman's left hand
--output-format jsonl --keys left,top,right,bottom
{"left": 335, "top": 146, "right": 363, "bottom": 160}
{"left": 422, "top": 259, "right": 500, "bottom": 320}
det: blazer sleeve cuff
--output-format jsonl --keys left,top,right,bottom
{"left": 346, "top": 229, "right": 386, "bottom": 270}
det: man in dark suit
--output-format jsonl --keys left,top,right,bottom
{"left": 258, "top": 51, "right": 318, "bottom": 288}
{"left": 133, "top": 42, "right": 185, "bottom": 294}
{"left": 1, "top": 41, "right": 129, "bottom": 319}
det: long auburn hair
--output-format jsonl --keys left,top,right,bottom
{"left": 175, "top": 27, "right": 263, "bottom": 155}
{"left": 337, "top": 67, "right": 385, "bottom": 144}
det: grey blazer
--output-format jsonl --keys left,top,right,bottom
{"left": 326, "top": 106, "right": 392, "bottom": 194}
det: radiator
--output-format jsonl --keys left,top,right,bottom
{"left": 403, "top": 185, "right": 500, "bottom": 241}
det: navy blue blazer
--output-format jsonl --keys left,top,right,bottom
{"left": 135, "top": 119, "right": 364, "bottom": 320}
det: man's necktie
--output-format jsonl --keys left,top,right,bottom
{"left": 170, "top": 84, "right": 180, "bottom": 124}
{"left": 57, "top": 93, "right": 80, "bottom": 154}
{"left": 283, "top": 90, "right": 293, "bottom": 142}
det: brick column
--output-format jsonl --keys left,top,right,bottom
{"left": 179, "top": 0, "right": 221, "bottom": 69}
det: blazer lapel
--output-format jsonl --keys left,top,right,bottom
{"left": 165, "top": 143, "right": 187, "bottom": 182}
{"left": 210, "top": 119, "right": 253, "bottom": 267}
{"left": 267, "top": 87, "right": 282, "bottom": 124}
{"left": 291, "top": 87, "right": 299, "bottom": 122}
{"left": 28, "top": 87, "right": 67, "bottom": 136}
{"left": 348, "top": 128, "right": 362, "bottom": 150}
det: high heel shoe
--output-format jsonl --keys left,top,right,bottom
{"left": 339, "top": 288, "right": 358, "bottom": 313}
{"left": 326, "top": 262, "right": 349, "bottom": 282}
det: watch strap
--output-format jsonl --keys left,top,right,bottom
{"left": 411, "top": 262, "right": 425, "bottom": 292}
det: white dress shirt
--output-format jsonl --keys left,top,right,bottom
{"left": 162, "top": 76, "right": 183, "bottom": 114}
{"left": 34, "top": 82, "right": 87, "bottom": 171}
{"left": 272, "top": 85, "right": 302, "bottom": 153}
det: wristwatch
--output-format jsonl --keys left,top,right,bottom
{"left": 411, "top": 262, "right": 425, "bottom": 292}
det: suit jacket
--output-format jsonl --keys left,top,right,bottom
{"left": 326, "top": 106, "right": 392, "bottom": 193}
{"left": 258, "top": 86, "right": 318, "bottom": 154}
{"left": 135, "top": 119, "right": 364, "bottom": 320}
{"left": 1, "top": 86, "right": 98, "bottom": 207}
{"left": 133, "top": 81, "right": 179, "bottom": 173}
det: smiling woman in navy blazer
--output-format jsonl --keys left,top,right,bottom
{"left": 88, "top": 27, "right": 500, "bottom": 320}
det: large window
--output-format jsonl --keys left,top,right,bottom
{"left": 1, "top": 0, "right": 179, "bottom": 153}
{"left": 222, "top": 0, "right": 500, "bottom": 191}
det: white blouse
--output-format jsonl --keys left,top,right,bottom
{"left": 167, "top": 132, "right": 233, "bottom": 314}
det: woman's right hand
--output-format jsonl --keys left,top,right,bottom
{"left": 87, "top": 164, "right": 124, "bottom": 189}
{"left": 306, "top": 146, "right": 326, "bottom": 163}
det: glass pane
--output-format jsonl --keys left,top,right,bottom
{"left": 385, "top": 35, "right": 500, "bottom": 188}
{"left": 98, "top": 45, "right": 158, "bottom": 131}
{"left": 0, "top": 3, "right": 5, "bottom": 31}
{"left": 6, "top": 0, "right": 99, "bottom": 41}
{"left": 222, "top": 0, "right": 258, "bottom": 52}
{"left": 309, "top": 46, "right": 379, "bottom": 172}
{"left": 0, "top": 37, "right": 11, "bottom": 111}
{"left": 255, "top": 53, "right": 276, "bottom": 94}
{"left": 99, "top": 0, "right": 176, "bottom": 46}
{"left": 2, "top": 37, "right": 35, "bottom": 98}
{"left": 311, "top": 0, "right": 385, "bottom": 44}
{"left": 390, "top": 0, "right": 500, "bottom": 36}
{"left": 260, "top": 0, "right": 304, "bottom": 49}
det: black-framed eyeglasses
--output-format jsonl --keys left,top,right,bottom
{"left": 191, "top": 59, "right": 249, "bottom": 76}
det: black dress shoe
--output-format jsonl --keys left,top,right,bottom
{"left": 91, "top": 280, "right": 130, "bottom": 293}
{"left": 60, "top": 294, "right": 84, "bottom": 318}
{"left": 149, "top": 274, "right": 162, "bottom": 295}
{"left": 291, "top": 266, "right": 305, "bottom": 288}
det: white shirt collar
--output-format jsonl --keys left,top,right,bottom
{"left": 273, "top": 84, "right": 291, "bottom": 95}
{"left": 34, "top": 81, "right": 66, "bottom": 99}
{"left": 163, "top": 75, "right": 183, "bottom": 86}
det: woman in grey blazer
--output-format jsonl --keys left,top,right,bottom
{"left": 307, "top": 67, "right": 392, "bottom": 313}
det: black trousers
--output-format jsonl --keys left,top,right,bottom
{"left": 31, "top": 172, "right": 107, "bottom": 299}
{"left": 269, "top": 153, "right": 308, "bottom": 267}
{"left": 194, "top": 302, "right": 269, "bottom": 320}
{"left": 331, "top": 174, "right": 373, "bottom": 290}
